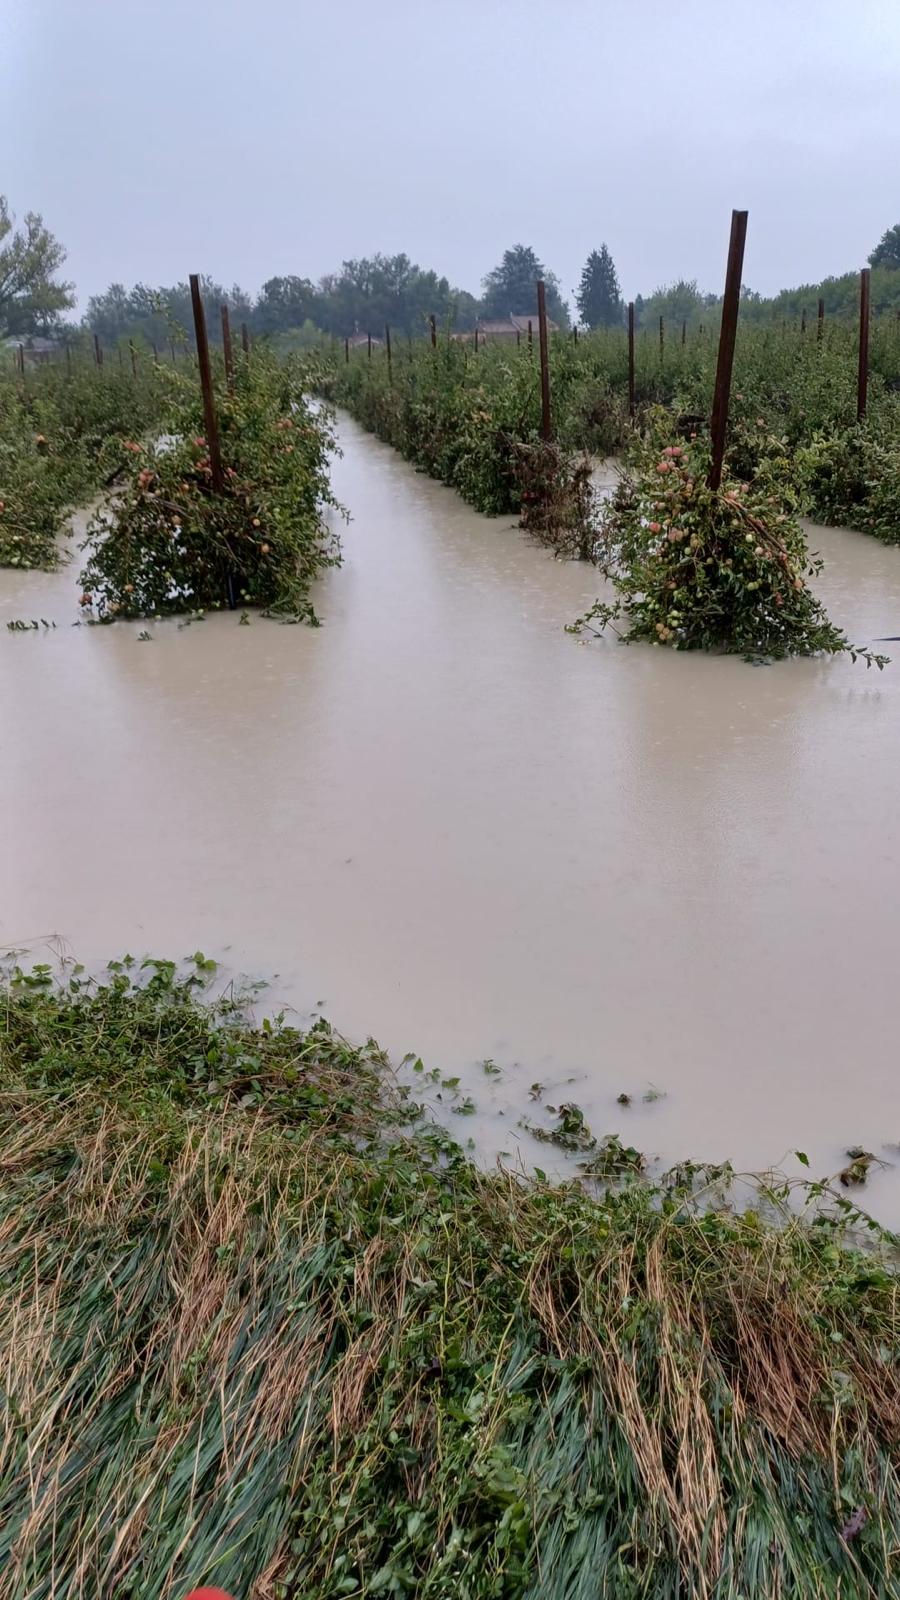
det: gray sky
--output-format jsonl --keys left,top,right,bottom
{"left": 4, "top": 0, "right": 900, "bottom": 309}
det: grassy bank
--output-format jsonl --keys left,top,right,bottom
{"left": 1, "top": 959, "right": 898, "bottom": 1598}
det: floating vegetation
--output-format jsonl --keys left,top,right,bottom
{"left": 840, "top": 1146, "right": 881, "bottom": 1187}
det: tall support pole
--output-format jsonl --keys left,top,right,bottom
{"left": 707, "top": 209, "right": 749, "bottom": 491}
{"left": 536, "top": 280, "right": 552, "bottom": 441}
{"left": 857, "top": 267, "right": 871, "bottom": 423}
{"left": 189, "top": 274, "right": 225, "bottom": 493}
{"left": 627, "top": 302, "right": 635, "bottom": 419}
{"left": 221, "top": 305, "right": 235, "bottom": 389}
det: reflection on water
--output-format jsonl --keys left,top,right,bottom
{"left": 3, "top": 418, "right": 900, "bottom": 1216}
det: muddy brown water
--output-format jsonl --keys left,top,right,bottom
{"left": 3, "top": 415, "right": 900, "bottom": 1216}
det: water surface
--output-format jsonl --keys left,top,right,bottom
{"left": 3, "top": 418, "right": 900, "bottom": 1214}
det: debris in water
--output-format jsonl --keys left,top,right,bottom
{"left": 839, "top": 1147, "right": 877, "bottom": 1187}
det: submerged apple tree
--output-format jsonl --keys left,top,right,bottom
{"left": 571, "top": 414, "right": 888, "bottom": 666}
{"left": 79, "top": 349, "right": 341, "bottom": 623}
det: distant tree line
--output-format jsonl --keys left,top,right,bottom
{"left": 8, "top": 190, "right": 900, "bottom": 352}
{"left": 80, "top": 246, "right": 571, "bottom": 349}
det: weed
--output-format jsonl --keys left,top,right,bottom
{"left": 1, "top": 961, "right": 899, "bottom": 1597}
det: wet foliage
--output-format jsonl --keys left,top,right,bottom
{"left": 571, "top": 413, "right": 887, "bottom": 665}
{"left": 799, "top": 416, "right": 900, "bottom": 544}
{"left": 320, "top": 315, "right": 900, "bottom": 557}
{"left": 0, "top": 358, "right": 171, "bottom": 567}
{"left": 315, "top": 339, "right": 601, "bottom": 530}
{"left": 79, "top": 348, "right": 341, "bottom": 621}
{"left": 1, "top": 956, "right": 899, "bottom": 1598}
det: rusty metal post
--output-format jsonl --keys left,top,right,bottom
{"left": 857, "top": 267, "right": 871, "bottom": 422}
{"left": 682, "top": 320, "right": 687, "bottom": 346}
{"left": 129, "top": 339, "right": 137, "bottom": 376}
{"left": 536, "top": 280, "right": 552, "bottom": 441}
{"left": 94, "top": 334, "right": 103, "bottom": 368}
{"left": 627, "top": 302, "right": 635, "bottom": 418}
{"left": 241, "top": 322, "right": 250, "bottom": 356}
{"left": 189, "top": 274, "right": 225, "bottom": 495}
{"left": 707, "top": 209, "right": 749, "bottom": 492}
{"left": 573, "top": 325, "right": 578, "bottom": 345}
{"left": 516, "top": 329, "right": 521, "bottom": 347}
{"left": 527, "top": 319, "right": 533, "bottom": 350}
{"left": 659, "top": 315, "right": 664, "bottom": 359}
{"left": 385, "top": 323, "right": 392, "bottom": 384}
{"left": 367, "top": 332, "right": 372, "bottom": 359}
{"left": 817, "top": 297, "right": 825, "bottom": 342}
{"left": 221, "top": 305, "right": 234, "bottom": 389}
{"left": 344, "top": 336, "right": 350, "bottom": 364}
{"left": 17, "top": 343, "right": 24, "bottom": 377}
{"left": 430, "top": 315, "right": 437, "bottom": 348}
{"left": 474, "top": 324, "right": 479, "bottom": 352}
{"left": 800, "top": 308, "right": 806, "bottom": 334}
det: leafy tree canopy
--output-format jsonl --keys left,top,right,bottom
{"left": 481, "top": 244, "right": 569, "bottom": 327}
{"left": 83, "top": 279, "right": 251, "bottom": 350}
{"left": 869, "top": 223, "right": 900, "bottom": 271}
{"left": 0, "top": 197, "right": 74, "bottom": 337}
{"left": 634, "top": 279, "right": 715, "bottom": 329}
{"left": 255, "top": 276, "right": 319, "bottom": 335}
{"left": 81, "top": 256, "right": 479, "bottom": 347}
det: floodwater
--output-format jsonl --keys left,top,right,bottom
{"left": 3, "top": 416, "right": 900, "bottom": 1217}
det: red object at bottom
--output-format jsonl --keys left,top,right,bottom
{"left": 183, "top": 1590, "right": 235, "bottom": 1600}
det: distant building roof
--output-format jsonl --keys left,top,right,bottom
{"left": 510, "top": 313, "right": 558, "bottom": 333}
{"left": 4, "top": 334, "right": 60, "bottom": 363}
{"left": 475, "top": 314, "right": 559, "bottom": 338}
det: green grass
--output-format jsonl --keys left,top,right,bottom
{"left": 1, "top": 957, "right": 898, "bottom": 1598}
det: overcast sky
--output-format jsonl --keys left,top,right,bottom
{"left": 4, "top": 0, "right": 899, "bottom": 310}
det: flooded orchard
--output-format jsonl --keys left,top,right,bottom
{"left": 3, "top": 413, "right": 900, "bottom": 1215}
